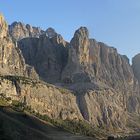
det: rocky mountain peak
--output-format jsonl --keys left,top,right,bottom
{"left": 9, "top": 21, "right": 44, "bottom": 41}
{"left": 46, "top": 27, "right": 57, "bottom": 38}
{"left": 74, "top": 27, "right": 89, "bottom": 38}
{"left": 70, "top": 27, "right": 90, "bottom": 65}
{"left": 70, "top": 27, "right": 89, "bottom": 51}
{"left": 39, "top": 28, "right": 67, "bottom": 47}
{"left": 0, "top": 13, "right": 8, "bottom": 38}
{"left": 50, "top": 34, "right": 68, "bottom": 47}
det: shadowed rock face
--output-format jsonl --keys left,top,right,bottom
{"left": 46, "top": 27, "right": 57, "bottom": 38}
{"left": 9, "top": 22, "right": 68, "bottom": 83}
{"left": 132, "top": 54, "right": 140, "bottom": 84}
{"left": 18, "top": 33, "right": 69, "bottom": 83}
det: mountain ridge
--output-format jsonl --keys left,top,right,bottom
{"left": 1, "top": 13, "right": 140, "bottom": 139}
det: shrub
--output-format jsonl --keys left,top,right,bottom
{"left": 11, "top": 100, "right": 24, "bottom": 112}
{"left": 0, "top": 98, "right": 9, "bottom": 106}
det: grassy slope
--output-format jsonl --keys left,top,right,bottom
{"left": 0, "top": 106, "right": 96, "bottom": 140}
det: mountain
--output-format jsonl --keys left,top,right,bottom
{"left": 13, "top": 24, "right": 140, "bottom": 128}
{"left": 0, "top": 13, "right": 140, "bottom": 139}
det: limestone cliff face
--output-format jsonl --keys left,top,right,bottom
{"left": 9, "top": 22, "right": 68, "bottom": 82}
{"left": 61, "top": 27, "right": 93, "bottom": 83}
{"left": 9, "top": 21, "right": 79, "bottom": 82}
{"left": 0, "top": 14, "right": 25, "bottom": 75}
{"left": 61, "top": 27, "right": 140, "bottom": 129}
{"left": 62, "top": 27, "right": 136, "bottom": 91}
{"left": 76, "top": 89, "right": 127, "bottom": 129}
{"left": 0, "top": 14, "right": 38, "bottom": 79}
{"left": 18, "top": 32, "right": 69, "bottom": 83}
{"left": 70, "top": 27, "right": 90, "bottom": 64}
{"left": 9, "top": 22, "right": 44, "bottom": 41}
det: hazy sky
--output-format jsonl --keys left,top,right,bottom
{"left": 0, "top": 0, "right": 140, "bottom": 60}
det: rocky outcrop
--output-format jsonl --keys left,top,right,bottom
{"left": 0, "top": 76, "right": 82, "bottom": 120}
{"left": 62, "top": 27, "right": 92, "bottom": 83}
{"left": 9, "top": 22, "right": 44, "bottom": 41}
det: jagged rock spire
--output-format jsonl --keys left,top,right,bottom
{"left": 70, "top": 27, "right": 89, "bottom": 52}
{"left": 0, "top": 13, "right": 8, "bottom": 38}
{"left": 70, "top": 27, "right": 90, "bottom": 64}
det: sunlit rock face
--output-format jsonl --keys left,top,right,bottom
{"left": 0, "top": 13, "right": 8, "bottom": 38}
{"left": 0, "top": 13, "right": 24, "bottom": 75}
{"left": 0, "top": 13, "right": 38, "bottom": 79}
{"left": 62, "top": 27, "right": 93, "bottom": 83}
{"left": 0, "top": 77, "right": 83, "bottom": 121}
{"left": 61, "top": 26, "right": 140, "bottom": 129}
{"left": 62, "top": 27, "right": 135, "bottom": 89}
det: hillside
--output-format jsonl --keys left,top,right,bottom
{"left": 0, "top": 106, "right": 95, "bottom": 140}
